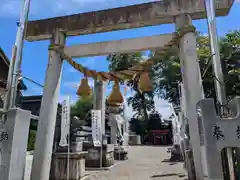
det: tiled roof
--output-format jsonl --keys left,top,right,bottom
{"left": 0, "top": 48, "right": 9, "bottom": 67}
{"left": 0, "top": 47, "right": 27, "bottom": 90}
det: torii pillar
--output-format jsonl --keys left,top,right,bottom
{"left": 30, "top": 30, "right": 65, "bottom": 180}
{"left": 175, "top": 14, "right": 204, "bottom": 180}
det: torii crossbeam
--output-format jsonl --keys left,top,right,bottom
{"left": 25, "top": 0, "right": 234, "bottom": 41}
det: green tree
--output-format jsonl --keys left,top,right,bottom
{"left": 129, "top": 111, "right": 163, "bottom": 143}
{"left": 127, "top": 91, "right": 154, "bottom": 120}
{"left": 107, "top": 31, "right": 240, "bottom": 138}
{"left": 27, "top": 130, "right": 36, "bottom": 151}
{"left": 147, "top": 111, "right": 163, "bottom": 131}
{"left": 107, "top": 53, "right": 143, "bottom": 72}
{"left": 151, "top": 47, "right": 181, "bottom": 105}
{"left": 129, "top": 117, "right": 145, "bottom": 136}
{"left": 71, "top": 96, "right": 111, "bottom": 132}
{"left": 219, "top": 31, "right": 240, "bottom": 98}
{"left": 71, "top": 96, "right": 93, "bottom": 120}
{"left": 153, "top": 30, "right": 240, "bottom": 105}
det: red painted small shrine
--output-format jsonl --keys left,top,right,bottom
{"left": 151, "top": 129, "right": 171, "bottom": 145}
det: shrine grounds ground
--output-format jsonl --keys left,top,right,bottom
{"left": 88, "top": 146, "right": 187, "bottom": 180}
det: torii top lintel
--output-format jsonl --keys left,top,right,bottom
{"left": 25, "top": 0, "right": 234, "bottom": 42}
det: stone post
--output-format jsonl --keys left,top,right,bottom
{"left": 93, "top": 80, "right": 106, "bottom": 136}
{"left": 110, "top": 114, "right": 117, "bottom": 145}
{"left": 175, "top": 14, "right": 204, "bottom": 180}
{"left": 93, "top": 80, "right": 107, "bottom": 168}
{"left": 123, "top": 118, "right": 129, "bottom": 146}
{"left": 110, "top": 128, "right": 117, "bottom": 145}
{"left": 30, "top": 30, "right": 65, "bottom": 180}
{"left": 197, "top": 97, "right": 240, "bottom": 180}
{"left": 0, "top": 108, "right": 31, "bottom": 180}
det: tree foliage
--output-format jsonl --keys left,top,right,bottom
{"left": 129, "top": 117, "right": 146, "bottom": 136}
{"left": 147, "top": 111, "right": 163, "bottom": 131}
{"left": 71, "top": 96, "right": 112, "bottom": 131}
{"left": 27, "top": 129, "right": 36, "bottom": 151}
{"left": 71, "top": 96, "right": 93, "bottom": 120}
{"left": 107, "top": 30, "right": 240, "bottom": 138}
{"left": 107, "top": 53, "right": 143, "bottom": 72}
{"left": 129, "top": 111, "right": 163, "bottom": 139}
{"left": 128, "top": 91, "right": 154, "bottom": 119}
{"left": 153, "top": 30, "right": 240, "bottom": 105}
{"left": 152, "top": 47, "right": 181, "bottom": 105}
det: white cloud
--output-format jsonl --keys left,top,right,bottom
{"left": 63, "top": 78, "right": 94, "bottom": 89}
{"left": 81, "top": 57, "right": 98, "bottom": 68}
{"left": 59, "top": 94, "right": 78, "bottom": 104}
{"left": 154, "top": 96, "right": 174, "bottom": 119}
{"left": 58, "top": 95, "right": 66, "bottom": 103}
{"left": 0, "top": 0, "right": 161, "bottom": 18}
{"left": 68, "top": 68, "right": 79, "bottom": 73}
{"left": 63, "top": 81, "right": 79, "bottom": 88}
{"left": 123, "top": 93, "right": 173, "bottom": 120}
{"left": 25, "top": 86, "right": 43, "bottom": 95}
{"left": 0, "top": 0, "right": 109, "bottom": 18}
{"left": 124, "top": 102, "right": 133, "bottom": 119}
{"left": 68, "top": 56, "right": 101, "bottom": 73}
{"left": 0, "top": 0, "right": 22, "bottom": 18}
{"left": 1, "top": 0, "right": 239, "bottom": 19}
{"left": 71, "top": 0, "right": 108, "bottom": 4}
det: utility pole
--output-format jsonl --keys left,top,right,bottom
{"left": 2, "top": 0, "right": 31, "bottom": 122}
{"left": 8, "top": 0, "right": 31, "bottom": 110}
{"left": 204, "top": 0, "right": 235, "bottom": 179}
{"left": 0, "top": 3, "right": 32, "bottom": 180}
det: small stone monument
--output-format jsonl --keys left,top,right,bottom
{"left": 108, "top": 106, "right": 128, "bottom": 161}
{"left": 114, "top": 144, "right": 128, "bottom": 160}
{"left": 83, "top": 110, "right": 115, "bottom": 168}
{"left": 197, "top": 97, "right": 240, "bottom": 180}
{"left": 83, "top": 141, "right": 114, "bottom": 168}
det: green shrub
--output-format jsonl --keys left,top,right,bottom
{"left": 27, "top": 130, "right": 36, "bottom": 151}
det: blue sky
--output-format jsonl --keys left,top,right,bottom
{"left": 0, "top": 0, "right": 240, "bottom": 118}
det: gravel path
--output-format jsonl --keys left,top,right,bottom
{"left": 88, "top": 146, "right": 187, "bottom": 180}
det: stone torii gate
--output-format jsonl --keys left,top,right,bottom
{"left": 24, "top": 1, "right": 234, "bottom": 180}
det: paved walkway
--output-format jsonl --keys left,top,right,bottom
{"left": 88, "top": 146, "right": 187, "bottom": 180}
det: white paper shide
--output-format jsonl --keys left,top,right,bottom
{"left": 91, "top": 110, "right": 102, "bottom": 147}
{"left": 59, "top": 96, "right": 71, "bottom": 147}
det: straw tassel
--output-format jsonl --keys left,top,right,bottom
{"left": 138, "top": 71, "right": 153, "bottom": 92}
{"left": 77, "top": 77, "right": 92, "bottom": 97}
{"left": 107, "top": 81, "right": 124, "bottom": 106}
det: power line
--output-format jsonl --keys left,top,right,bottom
{"left": 20, "top": 75, "right": 44, "bottom": 88}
